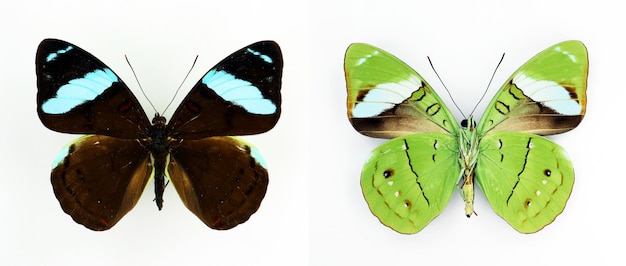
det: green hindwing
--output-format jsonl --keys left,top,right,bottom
{"left": 361, "top": 133, "right": 460, "bottom": 234}
{"left": 475, "top": 132, "right": 574, "bottom": 233}
{"left": 346, "top": 41, "right": 586, "bottom": 234}
{"left": 345, "top": 43, "right": 459, "bottom": 138}
{"left": 477, "top": 40, "right": 588, "bottom": 135}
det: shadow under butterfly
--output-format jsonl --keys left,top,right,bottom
{"left": 36, "top": 39, "right": 283, "bottom": 231}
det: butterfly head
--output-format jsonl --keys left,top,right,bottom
{"left": 151, "top": 114, "right": 167, "bottom": 127}
{"left": 460, "top": 116, "right": 476, "bottom": 130}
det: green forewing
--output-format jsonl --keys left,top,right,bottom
{"left": 478, "top": 40, "right": 588, "bottom": 136}
{"left": 345, "top": 43, "right": 459, "bottom": 139}
{"left": 360, "top": 133, "right": 461, "bottom": 234}
{"left": 475, "top": 132, "right": 574, "bottom": 233}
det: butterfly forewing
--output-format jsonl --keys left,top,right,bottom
{"left": 51, "top": 135, "right": 152, "bottom": 231}
{"left": 477, "top": 40, "right": 588, "bottom": 136}
{"left": 345, "top": 43, "right": 459, "bottom": 139}
{"left": 167, "top": 136, "right": 269, "bottom": 229}
{"left": 36, "top": 39, "right": 151, "bottom": 139}
{"left": 167, "top": 41, "right": 283, "bottom": 139}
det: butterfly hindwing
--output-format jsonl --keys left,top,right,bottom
{"left": 361, "top": 133, "right": 461, "bottom": 234}
{"left": 476, "top": 131, "right": 574, "bottom": 233}
{"left": 345, "top": 43, "right": 459, "bottom": 139}
{"left": 36, "top": 39, "right": 150, "bottom": 138}
{"left": 51, "top": 135, "right": 152, "bottom": 231}
{"left": 167, "top": 136, "right": 269, "bottom": 229}
{"left": 167, "top": 41, "right": 283, "bottom": 139}
{"left": 477, "top": 40, "right": 588, "bottom": 136}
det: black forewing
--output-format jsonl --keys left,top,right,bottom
{"left": 167, "top": 41, "right": 283, "bottom": 140}
{"left": 36, "top": 39, "right": 151, "bottom": 139}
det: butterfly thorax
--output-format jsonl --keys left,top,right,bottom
{"left": 459, "top": 116, "right": 480, "bottom": 218}
{"left": 147, "top": 114, "right": 171, "bottom": 210}
{"left": 148, "top": 115, "right": 169, "bottom": 153}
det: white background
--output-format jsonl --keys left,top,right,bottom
{"left": 1, "top": 0, "right": 623, "bottom": 265}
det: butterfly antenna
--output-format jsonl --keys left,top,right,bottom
{"left": 428, "top": 56, "right": 466, "bottom": 119}
{"left": 469, "top": 53, "right": 505, "bottom": 116}
{"left": 125, "top": 55, "right": 158, "bottom": 114}
{"left": 162, "top": 55, "right": 199, "bottom": 115}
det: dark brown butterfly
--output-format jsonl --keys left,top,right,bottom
{"left": 36, "top": 39, "right": 282, "bottom": 231}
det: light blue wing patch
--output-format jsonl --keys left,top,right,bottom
{"left": 201, "top": 69, "right": 276, "bottom": 115}
{"left": 46, "top": 46, "right": 73, "bottom": 62}
{"left": 250, "top": 145, "right": 267, "bottom": 169}
{"left": 41, "top": 68, "right": 119, "bottom": 114}
{"left": 247, "top": 48, "right": 273, "bottom": 64}
{"left": 52, "top": 145, "right": 70, "bottom": 168}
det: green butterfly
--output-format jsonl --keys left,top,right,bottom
{"left": 344, "top": 40, "right": 587, "bottom": 234}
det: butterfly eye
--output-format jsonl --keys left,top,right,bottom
{"left": 461, "top": 119, "right": 476, "bottom": 129}
{"left": 461, "top": 119, "right": 468, "bottom": 128}
{"left": 460, "top": 119, "right": 476, "bottom": 129}
{"left": 151, "top": 115, "right": 166, "bottom": 126}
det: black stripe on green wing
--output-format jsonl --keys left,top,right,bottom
{"left": 345, "top": 43, "right": 459, "bottom": 139}
{"left": 476, "top": 132, "right": 574, "bottom": 233}
{"left": 360, "top": 133, "right": 461, "bottom": 234}
{"left": 51, "top": 135, "right": 152, "bottom": 231}
{"left": 167, "top": 137, "right": 269, "bottom": 230}
{"left": 477, "top": 40, "right": 588, "bottom": 136}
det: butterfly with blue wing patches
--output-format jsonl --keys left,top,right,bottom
{"left": 36, "top": 39, "right": 282, "bottom": 231}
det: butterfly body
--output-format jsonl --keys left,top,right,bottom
{"left": 37, "top": 39, "right": 282, "bottom": 231}
{"left": 345, "top": 41, "right": 586, "bottom": 234}
{"left": 458, "top": 117, "right": 479, "bottom": 217}
{"left": 146, "top": 114, "right": 172, "bottom": 210}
